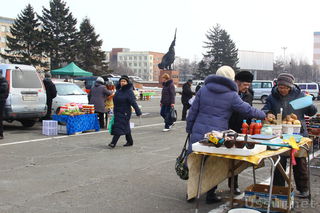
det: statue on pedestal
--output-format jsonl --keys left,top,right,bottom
{"left": 158, "top": 29, "right": 176, "bottom": 70}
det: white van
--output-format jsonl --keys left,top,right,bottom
{"left": 296, "top": 83, "right": 319, "bottom": 100}
{"left": 0, "top": 64, "right": 47, "bottom": 127}
{"left": 251, "top": 80, "right": 273, "bottom": 103}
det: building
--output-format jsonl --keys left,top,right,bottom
{"left": 0, "top": 16, "right": 14, "bottom": 63}
{"left": 313, "top": 32, "right": 320, "bottom": 65}
{"left": 238, "top": 50, "right": 274, "bottom": 79}
{"left": 115, "top": 49, "right": 164, "bottom": 81}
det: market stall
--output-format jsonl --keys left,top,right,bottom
{"left": 188, "top": 130, "right": 312, "bottom": 213}
{"left": 139, "top": 90, "right": 156, "bottom": 101}
{"left": 52, "top": 104, "right": 100, "bottom": 135}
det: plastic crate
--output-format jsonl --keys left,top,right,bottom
{"left": 42, "top": 120, "right": 58, "bottom": 136}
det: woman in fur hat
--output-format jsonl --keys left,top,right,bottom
{"left": 108, "top": 75, "right": 142, "bottom": 148}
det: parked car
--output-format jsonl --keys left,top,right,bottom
{"left": 0, "top": 64, "right": 47, "bottom": 127}
{"left": 52, "top": 82, "right": 89, "bottom": 114}
{"left": 251, "top": 80, "right": 273, "bottom": 103}
{"left": 296, "top": 82, "right": 319, "bottom": 100}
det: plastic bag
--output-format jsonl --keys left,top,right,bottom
{"left": 170, "top": 107, "right": 177, "bottom": 122}
{"left": 108, "top": 115, "right": 114, "bottom": 133}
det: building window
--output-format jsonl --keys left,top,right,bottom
{"left": 134, "top": 63, "right": 137, "bottom": 67}
{"left": 128, "top": 62, "right": 132, "bottom": 66}
{"left": 149, "top": 62, "right": 152, "bottom": 66}
{"left": 129, "top": 56, "right": 132, "bottom": 60}
{"left": 144, "top": 62, "right": 147, "bottom": 67}
{"left": 139, "top": 56, "right": 142, "bottom": 60}
{"left": 138, "top": 62, "right": 141, "bottom": 66}
{"left": 134, "top": 56, "right": 137, "bottom": 60}
{"left": 124, "top": 56, "right": 127, "bottom": 60}
{"left": 144, "top": 56, "right": 147, "bottom": 60}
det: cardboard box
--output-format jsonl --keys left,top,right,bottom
{"left": 244, "top": 184, "right": 294, "bottom": 213}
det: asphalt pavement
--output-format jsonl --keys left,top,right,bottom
{"left": 0, "top": 98, "right": 320, "bottom": 213}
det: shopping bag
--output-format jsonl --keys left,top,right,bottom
{"left": 175, "top": 134, "right": 190, "bottom": 180}
{"left": 108, "top": 115, "right": 114, "bottom": 133}
{"left": 170, "top": 107, "right": 177, "bottom": 122}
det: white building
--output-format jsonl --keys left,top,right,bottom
{"left": 117, "top": 51, "right": 163, "bottom": 81}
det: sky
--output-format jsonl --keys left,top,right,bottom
{"left": 2, "top": 0, "right": 320, "bottom": 63}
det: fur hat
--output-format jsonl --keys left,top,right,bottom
{"left": 235, "top": 71, "right": 254, "bottom": 83}
{"left": 216, "top": 66, "right": 235, "bottom": 80}
{"left": 96, "top": 76, "right": 104, "bottom": 84}
{"left": 119, "top": 75, "right": 130, "bottom": 83}
{"left": 277, "top": 73, "right": 295, "bottom": 88}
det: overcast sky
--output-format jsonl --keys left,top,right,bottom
{"left": 3, "top": 0, "right": 320, "bottom": 63}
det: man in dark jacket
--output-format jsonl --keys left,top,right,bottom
{"left": 0, "top": 71, "right": 9, "bottom": 139}
{"left": 181, "top": 79, "right": 194, "bottom": 121}
{"left": 160, "top": 73, "right": 176, "bottom": 132}
{"left": 228, "top": 71, "right": 254, "bottom": 195}
{"left": 262, "top": 73, "right": 317, "bottom": 198}
{"left": 43, "top": 72, "right": 57, "bottom": 120}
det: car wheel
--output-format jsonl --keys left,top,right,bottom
{"left": 20, "top": 120, "right": 37, "bottom": 128}
{"left": 261, "top": 96, "right": 268, "bottom": 104}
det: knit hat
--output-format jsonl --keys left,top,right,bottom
{"left": 119, "top": 75, "right": 130, "bottom": 83}
{"left": 96, "top": 76, "right": 104, "bottom": 84}
{"left": 235, "top": 71, "right": 253, "bottom": 83}
{"left": 277, "top": 73, "right": 295, "bottom": 88}
{"left": 187, "top": 79, "right": 193, "bottom": 83}
{"left": 216, "top": 66, "right": 235, "bottom": 80}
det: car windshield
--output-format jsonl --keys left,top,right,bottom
{"left": 56, "top": 83, "right": 87, "bottom": 96}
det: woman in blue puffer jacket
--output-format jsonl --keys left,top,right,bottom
{"left": 186, "top": 66, "right": 266, "bottom": 204}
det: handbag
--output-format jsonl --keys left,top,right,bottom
{"left": 170, "top": 107, "right": 177, "bottom": 122}
{"left": 175, "top": 134, "right": 190, "bottom": 180}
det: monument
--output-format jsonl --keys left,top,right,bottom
{"left": 158, "top": 29, "right": 179, "bottom": 85}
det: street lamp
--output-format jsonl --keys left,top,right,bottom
{"left": 281, "top": 46, "right": 287, "bottom": 72}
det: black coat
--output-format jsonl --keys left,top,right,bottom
{"left": 262, "top": 85, "right": 317, "bottom": 136}
{"left": 160, "top": 79, "right": 175, "bottom": 105}
{"left": 181, "top": 82, "right": 194, "bottom": 104}
{"left": 112, "top": 83, "right": 142, "bottom": 135}
{"left": 0, "top": 77, "right": 9, "bottom": 102}
{"left": 43, "top": 78, "right": 57, "bottom": 101}
{"left": 229, "top": 89, "right": 254, "bottom": 133}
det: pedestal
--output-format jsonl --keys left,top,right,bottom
{"left": 159, "top": 69, "right": 180, "bottom": 86}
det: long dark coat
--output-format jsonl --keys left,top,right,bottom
{"left": 112, "top": 83, "right": 142, "bottom": 135}
{"left": 228, "top": 89, "right": 254, "bottom": 133}
{"left": 43, "top": 78, "right": 57, "bottom": 103}
{"left": 181, "top": 82, "right": 194, "bottom": 104}
{"left": 0, "top": 77, "right": 9, "bottom": 102}
{"left": 186, "top": 75, "right": 266, "bottom": 153}
{"left": 262, "top": 85, "right": 317, "bottom": 136}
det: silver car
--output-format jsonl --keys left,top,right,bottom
{"left": 0, "top": 64, "right": 47, "bottom": 127}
